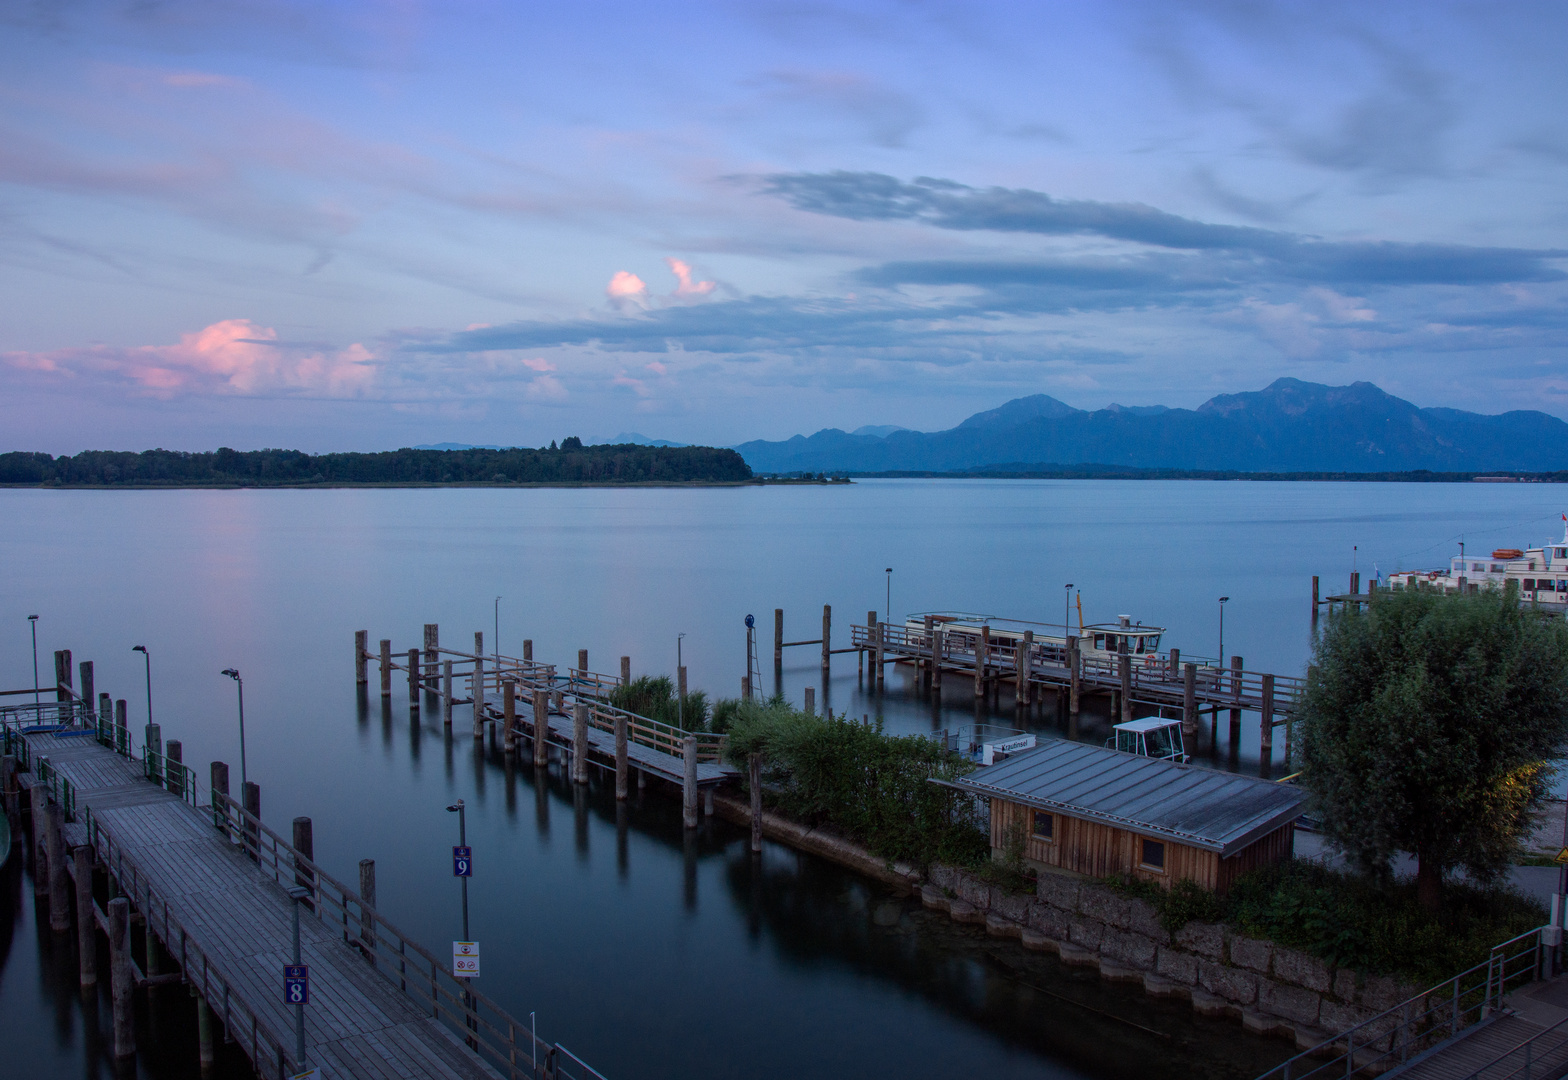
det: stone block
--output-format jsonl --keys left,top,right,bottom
{"left": 1068, "top": 920, "right": 1104, "bottom": 950}
{"left": 1333, "top": 968, "right": 1359, "bottom": 1003}
{"left": 1099, "top": 928, "right": 1157, "bottom": 970}
{"left": 1272, "top": 948, "right": 1332, "bottom": 993}
{"left": 1319, "top": 999, "right": 1373, "bottom": 1036}
{"left": 919, "top": 885, "right": 950, "bottom": 913}
{"left": 955, "top": 874, "right": 991, "bottom": 908}
{"left": 1293, "top": 1026, "right": 1333, "bottom": 1052}
{"left": 1190, "top": 989, "right": 1233, "bottom": 1017}
{"left": 1155, "top": 948, "right": 1199, "bottom": 985}
{"left": 928, "top": 864, "right": 957, "bottom": 891}
{"left": 1020, "top": 928, "right": 1059, "bottom": 954}
{"left": 948, "top": 900, "right": 984, "bottom": 924}
{"left": 1258, "top": 979, "right": 1321, "bottom": 1027}
{"left": 1174, "top": 921, "right": 1224, "bottom": 958}
{"left": 1078, "top": 884, "right": 1133, "bottom": 929}
{"left": 1127, "top": 899, "right": 1171, "bottom": 946}
{"left": 1198, "top": 960, "right": 1259, "bottom": 1005}
{"left": 1229, "top": 934, "right": 1273, "bottom": 973}
{"left": 985, "top": 912, "right": 1022, "bottom": 939}
{"left": 991, "top": 889, "right": 1030, "bottom": 924}
{"left": 1035, "top": 872, "right": 1080, "bottom": 912}
{"left": 1143, "top": 973, "right": 1188, "bottom": 999}
{"left": 1099, "top": 959, "right": 1144, "bottom": 983}
{"left": 1026, "top": 902, "right": 1070, "bottom": 939}
{"left": 1242, "top": 1009, "right": 1291, "bottom": 1037}
{"left": 1359, "top": 975, "right": 1406, "bottom": 1013}
{"left": 1058, "top": 942, "right": 1099, "bottom": 968}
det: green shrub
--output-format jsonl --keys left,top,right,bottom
{"left": 608, "top": 675, "right": 709, "bottom": 732}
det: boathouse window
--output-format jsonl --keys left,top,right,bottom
{"left": 1032, "top": 811, "right": 1054, "bottom": 840}
{"left": 1140, "top": 839, "right": 1166, "bottom": 871}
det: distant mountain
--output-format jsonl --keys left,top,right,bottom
{"left": 734, "top": 379, "right": 1568, "bottom": 474}
{"left": 414, "top": 442, "right": 503, "bottom": 451}
{"left": 597, "top": 432, "right": 689, "bottom": 448}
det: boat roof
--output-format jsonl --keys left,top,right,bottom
{"left": 1113, "top": 717, "right": 1182, "bottom": 734}
{"left": 940, "top": 739, "right": 1303, "bottom": 856}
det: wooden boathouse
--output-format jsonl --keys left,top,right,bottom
{"left": 943, "top": 739, "right": 1303, "bottom": 893}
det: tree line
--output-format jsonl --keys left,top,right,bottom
{"left": 0, "top": 442, "right": 753, "bottom": 486}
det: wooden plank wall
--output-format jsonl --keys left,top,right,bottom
{"left": 991, "top": 798, "right": 1289, "bottom": 894}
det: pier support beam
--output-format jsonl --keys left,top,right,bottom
{"left": 803, "top": 686, "right": 815, "bottom": 715}
{"left": 532, "top": 690, "right": 550, "bottom": 768}
{"left": 620, "top": 656, "right": 631, "bottom": 686}
{"left": 572, "top": 703, "right": 589, "bottom": 784}
{"left": 1182, "top": 663, "right": 1197, "bottom": 739}
{"left": 80, "top": 661, "right": 94, "bottom": 721}
{"left": 210, "top": 762, "right": 228, "bottom": 834}
{"left": 99, "top": 693, "right": 112, "bottom": 733}
{"left": 1311, "top": 577, "right": 1320, "bottom": 629}
{"left": 1018, "top": 630, "right": 1033, "bottom": 707}
{"left": 1229, "top": 656, "right": 1243, "bottom": 746}
{"left": 821, "top": 605, "right": 831, "bottom": 673}
{"left": 1260, "top": 674, "right": 1276, "bottom": 766}
{"left": 614, "top": 713, "right": 628, "bottom": 800}
{"left": 30, "top": 783, "right": 50, "bottom": 897}
{"left": 197, "top": 994, "right": 215, "bottom": 1073}
{"left": 359, "top": 859, "right": 377, "bottom": 958}
{"left": 109, "top": 897, "right": 134, "bottom": 1058}
{"left": 242, "top": 781, "right": 260, "bottom": 861}
{"left": 379, "top": 639, "right": 392, "bottom": 697}
{"left": 46, "top": 799, "right": 69, "bottom": 931}
{"left": 976, "top": 625, "right": 991, "bottom": 698}
{"left": 1067, "top": 637, "right": 1080, "bottom": 737}
{"left": 502, "top": 681, "right": 516, "bottom": 755}
{"left": 355, "top": 631, "right": 368, "bottom": 685}
{"left": 442, "top": 661, "right": 453, "bottom": 727}
{"left": 774, "top": 609, "right": 784, "bottom": 667}
{"left": 166, "top": 739, "right": 183, "bottom": 797}
{"left": 424, "top": 624, "right": 439, "bottom": 684}
{"left": 682, "top": 737, "right": 698, "bottom": 829}
{"left": 1118, "top": 639, "right": 1132, "bottom": 724}
{"left": 932, "top": 629, "right": 944, "bottom": 693}
{"left": 472, "top": 633, "right": 485, "bottom": 740}
{"left": 292, "top": 817, "right": 315, "bottom": 903}
{"left": 75, "top": 844, "right": 97, "bottom": 986}
{"left": 523, "top": 639, "right": 532, "bottom": 663}
{"left": 408, "top": 648, "right": 420, "bottom": 701}
{"left": 578, "top": 648, "right": 588, "bottom": 677}
{"left": 749, "top": 753, "right": 763, "bottom": 853}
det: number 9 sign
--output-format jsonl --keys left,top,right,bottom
{"left": 453, "top": 845, "right": 472, "bottom": 877}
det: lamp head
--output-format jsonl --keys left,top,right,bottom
{"left": 885, "top": 567, "right": 892, "bottom": 573}
{"left": 1219, "top": 596, "right": 1230, "bottom": 604}
{"left": 222, "top": 668, "right": 240, "bottom": 680}
{"left": 287, "top": 886, "right": 310, "bottom": 901}
{"left": 446, "top": 800, "right": 463, "bottom": 812}
{"left": 27, "top": 614, "right": 38, "bottom": 621}
{"left": 132, "top": 645, "right": 147, "bottom": 654}
{"left": 1065, "top": 583, "right": 1073, "bottom": 589}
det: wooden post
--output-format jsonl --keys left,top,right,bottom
{"left": 292, "top": 816, "right": 315, "bottom": 903}
{"left": 408, "top": 648, "right": 420, "bottom": 700}
{"left": 0, "top": 755, "right": 15, "bottom": 832}
{"left": 749, "top": 752, "right": 763, "bottom": 853}
{"left": 533, "top": 690, "right": 550, "bottom": 767}
{"left": 1018, "top": 630, "right": 1033, "bottom": 706}
{"left": 875, "top": 619, "right": 886, "bottom": 690}
{"left": 1067, "top": 636, "right": 1080, "bottom": 735}
{"left": 359, "top": 859, "right": 377, "bottom": 957}
{"left": 932, "top": 628, "right": 944, "bottom": 692}
{"left": 1350, "top": 571, "right": 1360, "bottom": 596}
{"left": 774, "top": 608, "right": 784, "bottom": 666}
{"left": 144, "top": 723, "right": 161, "bottom": 787}
{"left": 614, "top": 713, "right": 628, "bottom": 799}
{"left": 502, "top": 680, "right": 516, "bottom": 755}
{"left": 79, "top": 660, "right": 94, "bottom": 720}
{"left": 47, "top": 800, "right": 69, "bottom": 930}
{"left": 1311, "top": 576, "right": 1320, "bottom": 628}
{"left": 210, "top": 761, "right": 229, "bottom": 833}
{"left": 424, "top": 624, "right": 439, "bottom": 683}
{"left": 803, "top": 686, "right": 815, "bottom": 715}
{"left": 355, "top": 630, "right": 368, "bottom": 684}
{"left": 98, "top": 692, "right": 111, "bottom": 732}
{"left": 821, "top": 605, "right": 831, "bottom": 672}
{"left": 620, "top": 656, "right": 631, "bottom": 686}
{"left": 1182, "top": 663, "right": 1197, "bottom": 738}
{"left": 109, "top": 897, "right": 134, "bottom": 1058}
{"left": 682, "top": 736, "right": 698, "bottom": 829}
{"left": 572, "top": 703, "right": 589, "bottom": 784}
{"left": 1169, "top": 647, "right": 1179, "bottom": 680}
{"left": 1260, "top": 674, "right": 1276, "bottom": 759}
{"left": 55, "top": 648, "right": 70, "bottom": 702}
{"left": 242, "top": 781, "right": 260, "bottom": 861}
{"left": 166, "top": 738, "right": 183, "bottom": 797}
{"left": 1118, "top": 639, "right": 1132, "bottom": 724}
{"left": 197, "top": 994, "right": 215, "bottom": 1071}
{"left": 976, "top": 625, "right": 990, "bottom": 698}
{"left": 577, "top": 648, "right": 588, "bottom": 677}
{"left": 923, "top": 614, "right": 935, "bottom": 687}
{"left": 379, "top": 639, "right": 392, "bottom": 697}
{"left": 1230, "top": 656, "right": 1244, "bottom": 744}
{"left": 115, "top": 699, "right": 127, "bottom": 745}
{"left": 442, "top": 660, "right": 454, "bottom": 726}
{"left": 741, "top": 675, "right": 751, "bottom": 701}
{"left": 30, "top": 783, "right": 49, "bottom": 897}
{"left": 523, "top": 639, "right": 533, "bottom": 663}
{"left": 473, "top": 632, "right": 486, "bottom": 739}
{"left": 75, "top": 844, "right": 96, "bottom": 985}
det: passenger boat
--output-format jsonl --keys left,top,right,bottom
{"left": 904, "top": 611, "right": 1175, "bottom": 666}
{"left": 1384, "top": 516, "right": 1568, "bottom": 609}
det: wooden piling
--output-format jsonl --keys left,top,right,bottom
{"left": 502, "top": 680, "right": 516, "bottom": 755}
{"left": 79, "top": 661, "right": 94, "bottom": 720}
{"left": 379, "top": 639, "right": 392, "bottom": 697}
{"left": 749, "top": 753, "right": 763, "bottom": 853}
{"left": 614, "top": 713, "right": 628, "bottom": 800}
{"left": 55, "top": 649, "right": 71, "bottom": 701}
{"left": 359, "top": 859, "right": 377, "bottom": 957}
{"left": 442, "top": 661, "right": 454, "bottom": 726}
{"left": 577, "top": 648, "right": 588, "bottom": 677}
{"left": 1311, "top": 576, "right": 1320, "bottom": 627}
{"left": 109, "top": 897, "right": 134, "bottom": 1058}
{"left": 803, "top": 686, "right": 815, "bottom": 715}
{"left": 144, "top": 723, "right": 162, "bottom": 788}
{"left": 197, "top": 994, "right": 215, "bottom": 1071}
{"left": 473, "top": 633, "right": 486, "bottom": 739}
{"left": 355, "top": 630, "right": 368, "bottom": 684}
{"left": 1169, "top": 647, "right": 1179, "bottom": 679}
{"left": 620, "top": 656, "right": 631, "bottom": 686}
{"left": 408, "top": 648, "right": 420, "bottom": 700}
{"left": 682, "top": 736, "right": 698, "bottom": 829}
{"left": 75, "top": 843, "right": 96, "bottom": 985}
{"left": 1018, "top": 630, "right": 1033, "bottom": 706}
{"left": 976, "top": 625, "right": 990, "bottom": 698}
{"left": 1230, "top": 655, "right": 1244, "bottom": 743}
{"left": 424, "top": 624, "right": 439, "bottom": 683}
{"left": 774, "top": 608, "right": 784, "bottom": 666}
{"left": 1182, "top": 663, "right": 1197, "bottom": 738}
{"left": 533, "top": 690, "right": 550, "bottom": 767}
{"left": 209, "top": 762, "right": 228, "bottom": 833}
{"left": 1260, "top": 674, "right": 1276, "bottom": 758}
{"left": 821, "top": 605, "right": 831, "bottom": 672}
{"left": 874, "top": 615, "right": 885, "bottom": 690}
{"left": 1118, "top": 640, "right": 1132, "bottom": 724}
{"left": 292, "top": 816, "right": 315, "bottom": 902}
{"left": 741, "top": 675, "right": 751, "bottom": 701}
{"left": 47, "top": 799, "right": 69, "bottom": 931}
{"left": 115, "top": 698, "right": 127, "bottom": 737}
{"left": 98, "top": 692, "right": 112, "bottom": 731}
{"left": 572, "top": 703, "right": 589, "bottom": 784}
{"left": 678, "top": 666, "right": 687, "bottom": 704}
{"left": 166, "top": 738, "right": 183, "bottom": 797}
{"left": 31, "top": 783, "right": 50, "bottom": 897}
{"left": 1, "top": 755, "right": 15, "bottom": 831}
{"left": 523, "top": 639, "right": 533, "bottom": 663}
{"left": 932, "top": 628, "right": 944, "bottom": 692}
{"left": 241, "top": 781, "right": 260, "bottom": 861}
{"left": 1067, "top": 636, "right": 1080, "bottom": 735}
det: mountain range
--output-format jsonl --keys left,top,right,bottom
{"left": 733, "top": 380, "right": 1568, "bottom": 474}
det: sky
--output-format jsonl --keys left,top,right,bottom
{"left": 2, "top": 0, "right": 1567, "bottom": 454}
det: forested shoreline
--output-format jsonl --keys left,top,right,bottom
{"left": 0, "top": 442, "right": 753, "bottom": 487}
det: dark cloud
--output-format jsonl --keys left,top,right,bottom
{"left": 762, "top": 171, "right": 1567, "bottom": 286}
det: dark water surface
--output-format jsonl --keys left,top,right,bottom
{"left": 2, "top": 480, "right": 1563, "bottom": 1079}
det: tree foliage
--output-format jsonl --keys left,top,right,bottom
{"left": 1298, "top": 586, "right": 1568, "bottom": 910}
{"left": 0, "top": 443, "right": 752, "bottom": 486}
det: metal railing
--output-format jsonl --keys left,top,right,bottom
{"left": 208, "top": 789, "right": 608, "bottom": 1080}
{"left": 141, "top": 745, "right": 199, "bottom": 808}
{"left": 1255, "top": 926, "right": 1550, "bottom": 1080}
{"left": 1460, "top": 1009, "right": 1568, "bottom": 1080}
{"left": 0, "top": 698, "right": 90, "bottom": 730}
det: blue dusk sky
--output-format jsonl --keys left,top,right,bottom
{"left": 2, "top": 1, "right": 1566, "bottom": 453}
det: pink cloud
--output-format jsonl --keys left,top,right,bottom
{"left": 606, "top": 271, "right": 649, "bottom": 310}
{"left": 644, "top": 361, "right": 668, "bottom": 375}
{"left": 2, "top": 319, "right": 376, "bottom": 398}
{"left": 665, "top": 257, "right": 715, "bottom": 299}
{"left": 522, "top": 356, "right": 556, "bottom": 372}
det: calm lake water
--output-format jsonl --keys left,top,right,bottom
{"left": 2, "top": 479, "right": 1564, "bottom": 1079}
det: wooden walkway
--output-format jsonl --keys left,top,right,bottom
{"left": 1390, "top": 977, "right": 1568, "bottom": 1080}
{"left": 23, "top": 725, "right": 508, "bottom": 1080}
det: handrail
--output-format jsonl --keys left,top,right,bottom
{"left": 1458, "top": 1008, "right": 1568, "bottom": 1080}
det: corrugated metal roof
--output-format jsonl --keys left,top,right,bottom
{"left": 943, "top": 740, "right": 1304, "bottom": 856}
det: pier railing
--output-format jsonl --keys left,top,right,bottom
{"left": 209, "top": 788, "right": 607, "bottom": 1080}
{"left": 584, "top": 699, "right": 726, "bottom": 764}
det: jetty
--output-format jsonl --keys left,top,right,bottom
{"left": 1, "top": 658, "right": 605, "bottom": 1080}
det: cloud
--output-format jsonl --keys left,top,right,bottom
{"left": 524, "top": 375, "right": 567, "bottom": 402}
{"left": 2, "top": 319, "right": 376, "bottom": 397}
{"left": 521, "top": 356, "right": 556, "bottom": 372}
{"left": 606, "top": 271, "right": 649, "bottom": 310}
{"left": 665, "top": 257, "right": 715, "bottom": 299}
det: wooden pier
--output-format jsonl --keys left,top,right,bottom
{"left": 2, "top": 684, "right": 606, "bottom": 1080}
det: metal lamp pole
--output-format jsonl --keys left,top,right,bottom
{"left": 677, "top": 633, "right": 686, "bottom": 729}
{"left": 222, "top": 669, "right": 247, "bottom": 786}
{"left": 447, "top": 800, "right": 469, "bottom": 939}
{"left": 1218, "top": 597, "right": 1230, "bottom": 665}
{"left": 28, "top": 615, "right": 39, "bottom": 708}
{"left": 885, "top": 568, "right": 893, "bottom": 624}
{"left": 287, "top": 885, "right": 309, "bottom": 1069}
{"left": 494, "top": 596, "right": 502, "bottom": 660}
{"left": 132, "top": 645, "right": 152, "bottom": 724}
{"left": 1063, "top": 585, "right": 1073, "bottom": 643}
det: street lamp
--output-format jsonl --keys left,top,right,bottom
{"left": 676, "top": 633, "right": 687, "bottom": 729}
{"left": 494, "top": 596, "right": 502, "bottom": 659}
{"left": 222, "top": 668, "right": 247, "bottom": 787}
{"left": 885, "top": 568, "right": 893, "bottom": 624}
{"left": 28, "top": 615, "right": 39, "bottom": 709}
{"left": 1063, "top": 585, "right": 1073, "bottom": 642}
{"left": 446, "top": 800, "right": 470, "bottom": 940}
{"left": 132, "top": 645, "right": 151, "bottom": 725}
{"left": 1218, "top": 598, "right": 1230, "bottom": 664}
{"left": 286, "top": 885, "right": 310, "bottom": 1071}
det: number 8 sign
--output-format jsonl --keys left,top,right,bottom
{"left": 284, "top": 965, "right": 309, "bottom": 1005}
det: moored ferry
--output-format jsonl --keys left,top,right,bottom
{"left": 903, "top": 611, "right": 1183, "bottom": 666}
{"left": 1385, "top": 517, "right": 1568, "bottom": 609}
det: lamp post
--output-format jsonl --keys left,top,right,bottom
{"left": 1218, "top": 597, "right": 1230, "bottom": 665}
{"left": 222, "top": 669, "right": 247, "bottom": 787}
{"left": 28, "top": 615, "right": 39, "bottom": 709}
{"left": 885, "top": 568, "right": 893, "bottom": 624}
{"left": 494, "top": 596, "right": 502, "bottom": 659}
{"left": 287, "top": 885, "right": 309, "bottom": 1070}
{"left": 132, "top": 645, "right": 151, "bottom": 725}
{"left": 1063, "top": 585, "right": 1074, "bottom": 643}
{"left": 447, "top": 800, "right": 469, "bottom": 940}
{"left": 676, "top": 633, "right": 686, "bottom": 729}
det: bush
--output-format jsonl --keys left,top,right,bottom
{"left": 722, "top": 701, "right": 989, "bottom": 868}
{"left": 608, "top": 675, "right": 709, "bottom": 732}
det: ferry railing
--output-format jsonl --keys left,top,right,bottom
{"left": 208, "top": 789, "right": 608, "bottom": 1080}
{"left": 1254, "top": 926, "right": 1549, "bottom": 1080}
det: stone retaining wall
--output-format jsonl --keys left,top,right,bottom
{"left": 924, "top": 864, "right": 1420, "bottom": 1050}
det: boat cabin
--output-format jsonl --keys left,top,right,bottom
{"left": 940, "top": 740, "right": 1302, "bottom": 894}
{"left": 1107, "top": 717, "right": 1187, "bottom": 762}
{"left": 905, "top": 612, "right": 1167, "bottom": 664}
{"left": 1386, "top": 521, "right": 1568, "bottom": 609}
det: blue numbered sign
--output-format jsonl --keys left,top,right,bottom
{"left": 453, "top": 845, "right": 472, "bottom": 877}
{"left": 283, "top": 964, "right": 309, "bottom": 1005}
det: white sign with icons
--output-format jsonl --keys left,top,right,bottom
{"left": 453, "top": 940, "right": 480, "bottom": 978}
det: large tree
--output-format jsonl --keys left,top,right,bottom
{"left": 1298, "top": 585, "right": 1568, "bottom": 912}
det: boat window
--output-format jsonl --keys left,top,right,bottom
{"left": 1559, "top": 581, "right": 1567, "bottom": 593}
{"left": 1146, "top": 634, "right": 1160, "bottom": 651}
{"left": 1134, "top": 636, "right": 1146, "bottom": 653}
{"left": 1558, "top": 549, "right": 1567, "bottom": 559}
{"left": 1032, "top": 811, "right": 1054, "bottom": 840}
{"left": 1094, "top": 634, "right": 1106, "bottom": 650}
{"left": 1473, "top": 563, "right": 1484, "bottom": 572}
{"left": 1140, "top": 839, "right": 1166, "bottom": 871}
{"left": 1148, "top": 726, "right": 1179, "bottom": 758}
{"left": 1105, "top": 634, "right": 1119, "bottom": 653}
{"left": 1493, "top": 564, "right": 1503, "bottom": 572}
{"left": 1525, "top": 579, "right": 1536, "bottom": 591}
